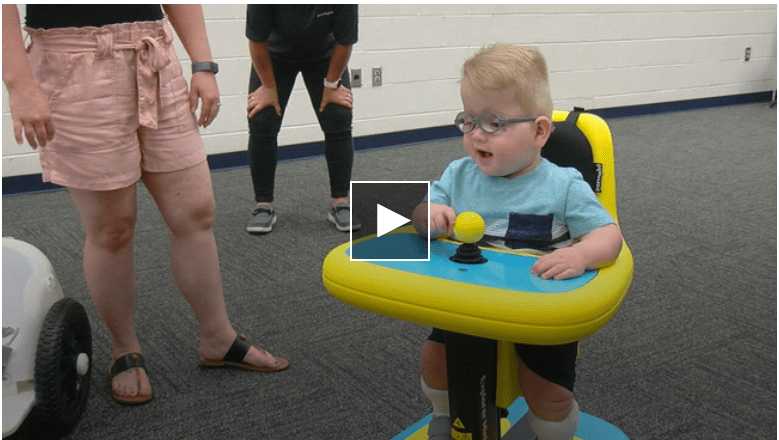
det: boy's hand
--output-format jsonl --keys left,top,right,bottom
{"left": 429, "top": 204, "right": 456, "bottom": 239}
{"left": 530, "top": 247, "right": 588, "bottom": 280}
{"left": 532, "top": 224, "right": 623, "bottom": 280}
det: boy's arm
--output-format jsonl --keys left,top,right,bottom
{"left": 413, "top": 202, "right": 456, "bottom": 239}
{"left": 530, "top": 223, "right": 623, "bottom": 280}
{"left": 411, "top": 203, "right": 429, "bottom": 236}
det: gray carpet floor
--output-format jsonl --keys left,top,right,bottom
{"left": 2, "top": 102, "right": 776, "bottom": 439}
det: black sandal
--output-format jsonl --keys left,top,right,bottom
{"left": 199, "top": 334, "right": 288, "bottom": 373}
{"left": 108, "top": 353, "right": 152, "bottom": 405}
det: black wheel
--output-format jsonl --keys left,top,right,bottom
{"left": 32, "top": 297, "right": 92, "bottom": 438}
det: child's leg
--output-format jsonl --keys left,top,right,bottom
{"left": 420, "top": 339, "right": 448, "bottom": 389}
{"left": 516, "top": 343, "right": 579, "bottom": 440}
{"left": 420, "top": 339, "right": 449, "bottom": 413}
{"left": 420, "top": 331, "right": 451, "bottom": 439}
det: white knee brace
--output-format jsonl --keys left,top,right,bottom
{"left": 527, "top": 400, "right": 579, "bottom": 440}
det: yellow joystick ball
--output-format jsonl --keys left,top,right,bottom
{"left": 453, "top": 211, "right": 485, "bottom": 244}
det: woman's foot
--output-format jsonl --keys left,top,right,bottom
{"left": 199, "top": 333, "right": 288, "bottom": 372}
{"left": 247, "top": 203, "right": 276, "bottom": 234}
{"left": 109, "top": 353, "right": 153, "bottom": 405}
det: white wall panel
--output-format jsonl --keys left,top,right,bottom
{"left": 3, "top": 4, "right": 776, "bottom": 178}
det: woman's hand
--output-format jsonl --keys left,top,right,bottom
{"left": 190, "top": 71, "right": 220, "bottom": 127}
{"left": 319, "top": 85, "right": 353, "bottom": 112}
{"left": 247, "top": 85, "right": 281, "bottom": 118}
{"left": 8, "top": 82, "right": 54, "bottom": 148}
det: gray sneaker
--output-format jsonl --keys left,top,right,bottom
{"left": 246, "top": 206, "right": 277, "bottom": 233}
{"left": 328, "top": 203, "right": 361, "bottom": 232}
{"left": 426, "top": 415, "right": 451, "bottom": 440}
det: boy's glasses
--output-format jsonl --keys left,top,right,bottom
{"left": 455, "top": 111, "right": 537, "bottom": 134}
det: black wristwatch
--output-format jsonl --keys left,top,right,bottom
{"left": 192, "top": 61, "right": 219, "bottom": 74}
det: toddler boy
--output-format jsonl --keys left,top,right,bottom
{"left": 411, "top": 44, "right": 623, "bottom": 440}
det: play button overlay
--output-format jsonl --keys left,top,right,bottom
{"left": 350, "top": 181, "right": 430, "bottom": 261}
{"left": 376, "top": 204, "right": 410, "bottom": 237}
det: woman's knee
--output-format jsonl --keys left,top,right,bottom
{"left": 173, "top": 196, "right": 216, "bottom": 234}
{"left": 319, "top": 106, "right": 352, "bottom": 133}
{"left": 88, "top": 214, "right": 136, "bottom": 252}
{"left": 248, "top": 106, "right": 283, "bottom": 134}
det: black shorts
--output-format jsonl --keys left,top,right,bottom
{"left": 427, "top": 328, "right": 577, "bottom": 392}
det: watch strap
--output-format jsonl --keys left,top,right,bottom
{"left": 192, "top": 61, "right": 219, "bottom": 74}
{"left": 324, "top": 78, "right": 341, "bottom": 89}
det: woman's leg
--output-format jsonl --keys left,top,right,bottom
{"left": 68, "top": 185, "right": 152, "bottom": 400}
{"left": 141, "top": 161, "right": 282, "bottom": 367}
{"left": 247, "top": 61, "right": 298, "bottom": 205}
{"left": 301, "top": 61, "right": 354, "bottom": 206}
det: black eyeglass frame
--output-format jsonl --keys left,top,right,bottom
{"left": 454, "top": 111, "right": 539, "bottom": 134}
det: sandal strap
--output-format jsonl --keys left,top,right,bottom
{"left": 222, "top": 334, "right": 251, "bottom": 364}
{"left": 111, "top": 353, "right": 145, "bottom": 378}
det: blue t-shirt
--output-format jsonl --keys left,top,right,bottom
{"left": 428, "top": 157, "right": 615, "bottom": 251}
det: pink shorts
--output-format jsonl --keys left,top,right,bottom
{"left": 26, "top": 19, "right": 206, "bottom": 191}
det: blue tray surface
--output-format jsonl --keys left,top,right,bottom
{"left": 349, "top": 233, "right": 596, "bottom": 294}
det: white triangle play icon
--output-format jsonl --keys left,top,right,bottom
{"left": 376, "top": 204, "right": 410, "bottom": 237}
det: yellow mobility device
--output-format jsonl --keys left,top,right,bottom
{"left": 322, "top": 110, "right": 633, "bottom": 439}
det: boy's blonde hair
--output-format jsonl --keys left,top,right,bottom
{"left": 462, "top": 44, "right": 553, "bottom": 118}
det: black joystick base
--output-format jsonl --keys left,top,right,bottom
{"left": 450, "top": 243, "right": 487, "bottom": 264}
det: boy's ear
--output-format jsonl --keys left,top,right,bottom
{"left": 533, "top": 116, "right": 553, "bottom": 148}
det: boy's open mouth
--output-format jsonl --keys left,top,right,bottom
{"left": 477, "top": 149, "right": 492, "bottom": 159}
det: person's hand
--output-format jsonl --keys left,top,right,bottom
{"left": 189, "top": 71, "right": 220, "bottom": 127}
{"left": 247, "top": 85, "right": 281, "bottom": 118}
{"left": 531, "top": 246, "right": 588, "bottom": 280}
{"left": 8, "top": 83, "right": 54, "bottom": 149}
{"left": 429, "top": 204, "right": 456, "bottom": 239}
{"left": 319, "top": 85, "right": 353, "bottom": 112}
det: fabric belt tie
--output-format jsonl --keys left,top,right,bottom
{"left": 96, "top": 29, "right": 171, "bottom": 129}
{"left": 28, "top": 21, "right": 173, "bottom": 130}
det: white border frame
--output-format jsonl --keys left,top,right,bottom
{"left": 349, "top": 180, "right": 430, "bottom": 262}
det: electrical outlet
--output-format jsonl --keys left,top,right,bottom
{"left": 745, "top": 47, "right": 751, "bottom": 61}
{"left": 351, "top": 68, "right": 362, "bottom": 88}
{"left": 372, "top": 67, "right": 382, "bottom": 87}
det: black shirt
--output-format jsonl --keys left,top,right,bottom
{"left": 26, "top": 5, "right": 163, "bottom": 29}
{"left": 246, "top": 5, "right": 358, "bottom": 62}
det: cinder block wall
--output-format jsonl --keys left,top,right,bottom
{"left": 3, "top": 4, "right": 776, "bottom": 178}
